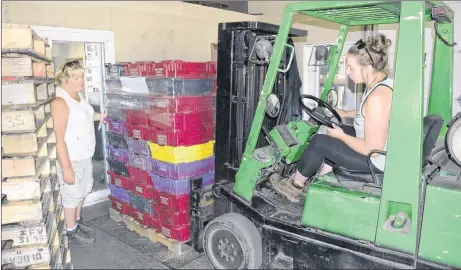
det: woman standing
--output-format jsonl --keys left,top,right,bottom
{"left": 51, "top": 60, "right": 103, "bottom": 244}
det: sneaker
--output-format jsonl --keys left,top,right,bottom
{"left": 67, "top": 226, "right": 95, "bottom": 244}
{"left": 269, "top": 173, "right": 303, "bottom": 203}
{"left": 77, "top": 217, "right": 95, "bottom": 234}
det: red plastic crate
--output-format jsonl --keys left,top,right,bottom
{"left": 148, "top": 95, "right": 215, "bottom": 114}
{"left": 125, "top": 109, "right": 149, "bottom": 126}
{"left": 150, "top": 125, "right": 215, "bottom": 147}
{"left": 108, "top": 170, "right": 134, "bottom": 190}
{"left": 154, "top": 60, "right": 210, "bottom": 79}
{"left": 157, "top": 207, "right": 190, "bottom": 226}
{"left": 109, "top": 195, "right": 133, "bottom": 216}
{"left": 160, "top": 223, "right": 191, "bottom": 242}
{"left": 125, "top": 123, "right": 150, "bottom": 140}
{"left": 127, "top": 165, "right": 152, "bottom": 187}
{"left": 131, "top": 209, "right": 157, "bottom": 228}
{"left": 206, "top": 61, "right": 217, "bottom": 77}
{"left": 133, "top": 61, "right": 156, "bottom": 76}
{"left": 147, "top": 109, "right": 215, "bottom": 130}
{"left": 133, "top": 183, "right": 155, "bottom": 200}
{"left": 150, "top": 217, "right": 161, "bottom": 231}
{"left": 154, "top": 191, "right": 190, "bottom": 212}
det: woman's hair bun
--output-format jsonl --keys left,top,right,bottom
{"left": 368, "top": 33, "right": 391, "bottom": 54}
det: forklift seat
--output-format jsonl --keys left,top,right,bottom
{"left": 333, "top": 114, "right": 444, "bottom": 186}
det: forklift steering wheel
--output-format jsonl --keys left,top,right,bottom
{"left": 299, "top": 94, "right": 342, "bottom": 128}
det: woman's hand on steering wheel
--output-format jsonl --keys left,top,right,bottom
{"left": 326, "top": 124, "right": 345, "bottom": 139}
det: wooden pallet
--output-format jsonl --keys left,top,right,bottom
{"left": 109, "top": 208, "right": 192, "bottom": 254}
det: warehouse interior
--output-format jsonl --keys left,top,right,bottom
{"left": 1, "top": 1, "right": 461, "bottom": 269}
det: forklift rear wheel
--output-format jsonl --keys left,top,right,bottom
{"left": 203, "top": 213, "right": 262, "bottom": 269}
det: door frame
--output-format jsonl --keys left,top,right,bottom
{"left": 31, "top": 25, "right": 115, "bottom": 207}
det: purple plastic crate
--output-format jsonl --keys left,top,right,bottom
{"left": 126, "top": 137, "right": 151, "bottom": 156}
{"left": 129, "top": 193, "right": 155, "bottom": 214}
{"left": 152, "top": 156, "right": 215, "bottom": 180}
{"left": 150, "top": 171, "right": 215, "bottom": 195}
{"left": 129, "top": 152, "right": 154, "bottom": 172}
{"left": 106, "top": 118, "right": 127, "bottom": 135}
{"left": 109, "top": 184, "right": 132, "bottom": 204}
{"left": 107, "top": 145, "right": 130, "bottom": 164}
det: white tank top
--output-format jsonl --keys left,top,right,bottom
{"left": 353, "top": 77, "right": 393, "bottom": 172}
{"left": 56, "top": 87, "right": 96, "bottom": 161}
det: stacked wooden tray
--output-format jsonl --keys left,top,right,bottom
{"left": 1, "top": 23, "right": 72, "bottom": 270}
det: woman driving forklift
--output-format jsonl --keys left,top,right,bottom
{"left": 271, "top": 34, "right": 394, "bottom": 203}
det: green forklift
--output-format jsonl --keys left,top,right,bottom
{"left": 201, "top": 1, "right": 461, "bottom": 269}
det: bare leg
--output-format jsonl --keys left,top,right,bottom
{"left": 64, "top": 207, "right": 77, "bottom": 230}
{"left": 76, "top": 200, "right": 84, "bottom": 221}
{"left": 318, "top": 163, "right": 333, "bottom": 176}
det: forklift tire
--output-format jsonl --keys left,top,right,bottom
{"left": 202, "top": 213, "right": 262, "bottom": 269}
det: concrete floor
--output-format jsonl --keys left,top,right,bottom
{"left": 71, "top": 200, "right": 213, "bottom": 269}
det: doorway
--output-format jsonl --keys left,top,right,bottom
{"left": 31, "top": 25, "right": 115, "bottom": 207}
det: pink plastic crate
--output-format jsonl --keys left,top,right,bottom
{"left": 147, "top": 110, "right": 215, "bottom": 130}
{"left": 148, "top": 95, "right": 215, "bottom": 114}
{"left": 127, "top": 165, "right": 152, "bottom": 187}
{"left": 108, "top": 170, "right": 134, "bottom": 190}
{"left": 129, "top": 152, "right": 154, "bottom": 172}
{"left": 125, "top": 123, "right": 149, "bottom": 140}
{"left": 160, "top": 223, "right": 191, "bottom": 242}
{"left": 133, "top": 61, "right": 156, "bottom": 76}
{"left": 154, "top": 191, "right": 190, "bottom": 212}
{"left": 154, "top": 60, "right": 210, "bottom": 79}
{"left": 150, "top": 125, "right": 215, "bottom": 147}
{"left": 110, "top": 196, "right": 133, "bottom": 216}
{"left": 157, "top": 207, "right": 190, "bottom": 226}
{"left": 133, "top": 183, "right": 155, "bottom": 200}
{"left": 125, "top": 109, "right": 149, "bottom": 126}
{"left": 131, "top": 209, "right": 157, "bottom": 228}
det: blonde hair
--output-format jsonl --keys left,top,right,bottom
{"left": 55, "top": 61, "right": 85, "bottom": 86}
{"left": 348, "top": 34, "right": 392, "bottom": 75}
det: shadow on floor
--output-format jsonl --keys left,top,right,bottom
{"left": 70, "top": 200, "right": 212, "bottom": 269}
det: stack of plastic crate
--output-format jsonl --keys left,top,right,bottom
{"left": 104, "top": 60, "right": 216, "bottom": 243}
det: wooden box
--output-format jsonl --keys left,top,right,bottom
{"left": 2, "top": 23, "right": 46, "bottom": 56}
{"left": 2, "top": 57, "right": 46, "bottom": 78}
{"left": 2, "top": 82, "right": 49, "bottom": 105}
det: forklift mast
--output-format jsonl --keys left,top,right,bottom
{"left": 214, "top": 22, "right": 307, "bottom": 183}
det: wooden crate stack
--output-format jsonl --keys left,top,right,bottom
{"left": 1, "top": 23, "right": 72, "bottom": 270}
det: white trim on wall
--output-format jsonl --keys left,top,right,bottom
{"left": 30, "top": 25, "right": 115, "bottom": 64}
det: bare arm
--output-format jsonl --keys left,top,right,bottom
{"left": 338, "top": 86, "right": 392, "bottom": 155}
{"left": 337, "top": 109, "right": 357, "bottom": 118}
{"left": 51, "top": 98, "right": 72, "bottom": 171}
{"left": 93, "top": 112, "right": 102, "bottom": 121}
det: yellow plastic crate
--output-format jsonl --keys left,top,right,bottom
{"left": 147, "top": 140, "right": 215, "bottom": 164}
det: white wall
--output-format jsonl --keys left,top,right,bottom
{"left": 378, "top": 2, "right": 461, "bottom": 117}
